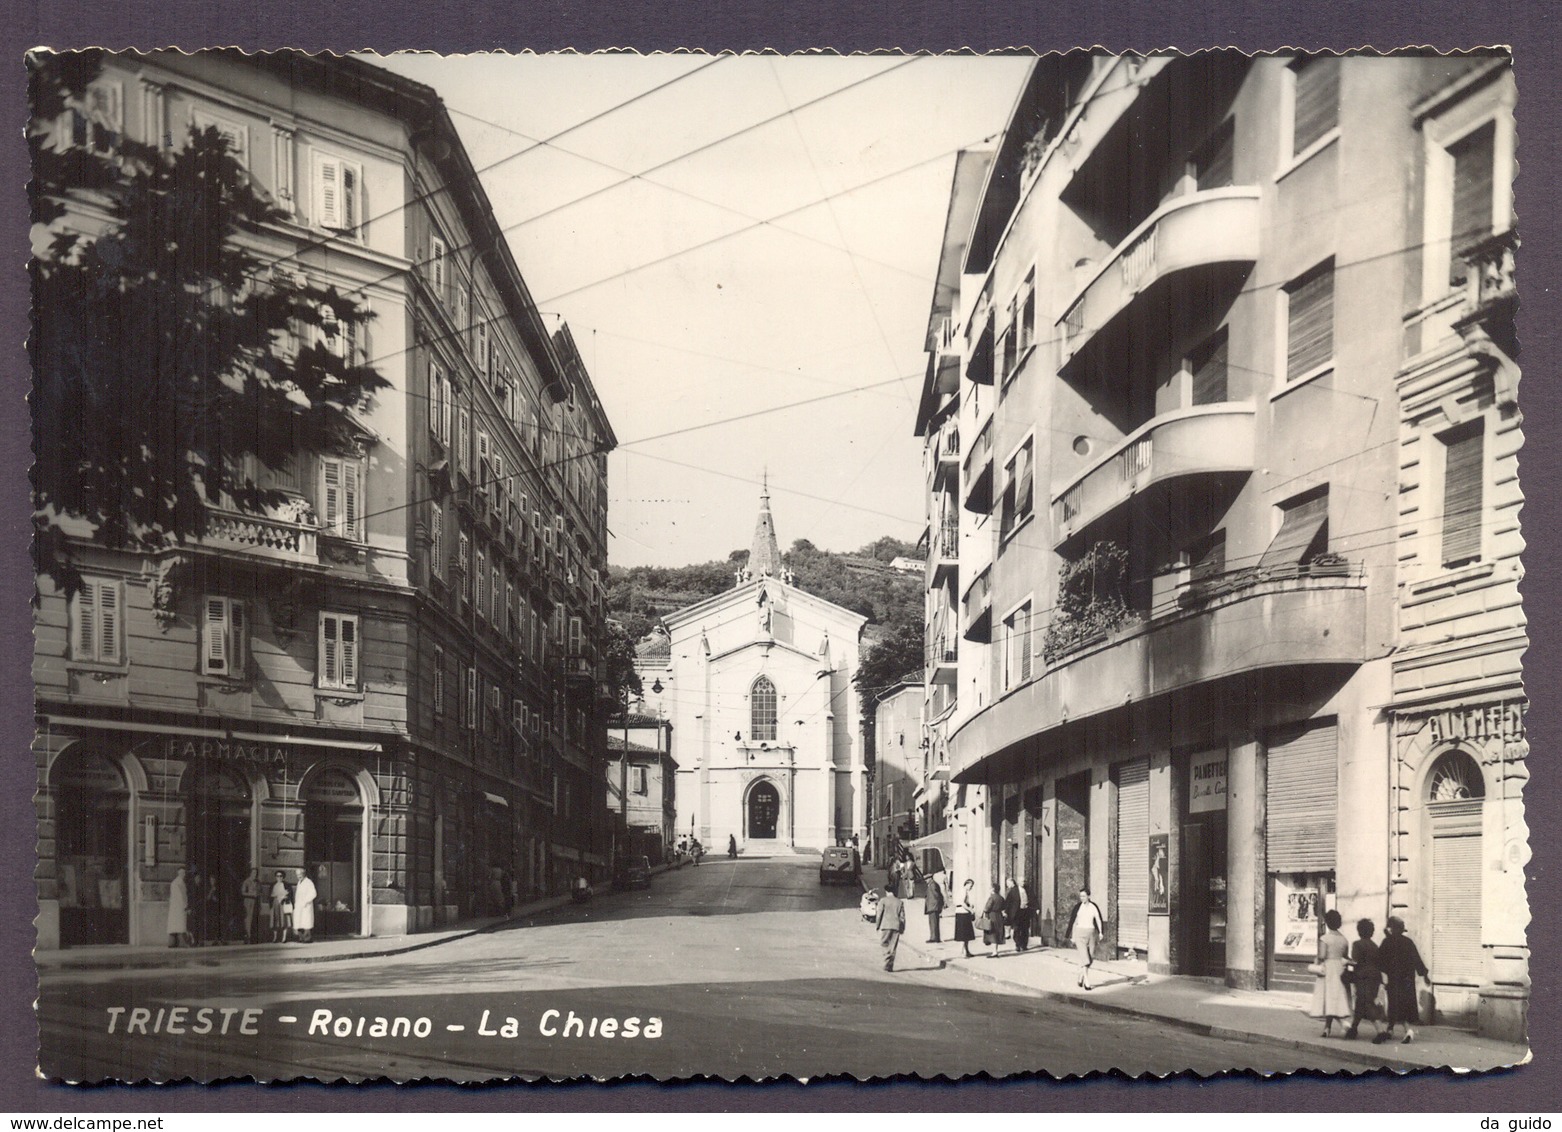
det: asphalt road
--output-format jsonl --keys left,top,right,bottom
{"left": 38, "top": 852, "right": 1364, "bottom": 1082}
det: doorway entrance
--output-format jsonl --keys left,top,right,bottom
{"left": 54, "top": 750, "right": 130, "bottom": 948}
{"left": 747, "top": 780, "right": 779, "bottom": 840}
{"left": 1053, "top": 772, "right": 1090, "bottom": 946}
{"left": 1180, "top": 812, "right": 1228, "bottom": 977}
{"left": 304, "top": 769, "right": 363, "bottom": 938}
{"left": 186, "top": 764, "right": 251, "bottom": 943}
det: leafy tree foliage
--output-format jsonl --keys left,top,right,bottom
{"left": 29, "top": 50, "right": 388, "bottom": 589}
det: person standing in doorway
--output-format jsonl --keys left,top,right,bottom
{"left": 1004, "top": 876, "right": 1032, "bottom": 954}
{"left": 292, "top": 867, "right": 317, "bottom": 943}
{"left": 924, "top": 873, "right": 945, "bottom": 943}
{"left": 167, "top": 868, "right": 189, "bottom": 948}
{"left": 241, "top": 869, "right": 261, "bottom": 944}
{"left": 875, "top": 883, "right": 906, "bottom": 972}
{"left": 1068, "top": 887, "right": 1105, "bottom": 989}
{"left": 1375, "top": 916, "right": 1431, "bottom": 1045}
{"left": 953, "top": 878, "right": 977, "bottom": 958}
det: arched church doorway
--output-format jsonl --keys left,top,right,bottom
{"left": 747, "top": 780, "right": 780, "bottom": 840}
{"left": 53, "top": 749, "right": 131, "bottom": 947}
{"left": 304, "top": 769, "right": 364, "bottom": 937}
{"left": 186, "top": 763, "right": 251, "bottom": 942}
{"left": 1425, "top": 749, "right": 1486, "bottom": 991}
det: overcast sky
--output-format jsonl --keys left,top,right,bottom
{"left": 368, "top": 53, "right": 1032, "bottom": 568}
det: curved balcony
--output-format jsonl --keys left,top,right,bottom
{"left": 1057, "top": 187, "right": 1262, "bottom": 373}
{"left": 962, "top": 563, "right": 992, "bottom": 643}
{"left": 963, "top": 419, "right": 994, "bottom": 514}
{"left": 948, "top": 566, "right": 1368, "bottom": 783}
{"left": 1051, "top": 404, "right": 1257, "bottom": 550}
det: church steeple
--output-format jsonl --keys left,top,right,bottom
{"left": 748, "top": 472, "right": 783, "bottom": 579}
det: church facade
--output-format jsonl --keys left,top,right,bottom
{"left": 635, "top": 490, "right": 868, "bottom": 852}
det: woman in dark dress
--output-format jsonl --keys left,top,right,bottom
{"left": 1375, "top": 916, "right": 1431, "bottom": 1044}
{"left": 981, "top": 882, "right": 1006, "bottom": 958}
{"left": 953, "top": 878, "right": 977, "bottom": 958}
{"left": 1344, "top": 918, "right": 1385, "bottom": 1040}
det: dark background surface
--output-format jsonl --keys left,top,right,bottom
{"left": 4, "top": 0, "right": 1558, "bottom": 1112}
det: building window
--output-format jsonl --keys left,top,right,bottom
{"left": 319, "top": 456, "right": 362, "bottom": 541}
{"left": 429, "top": 502, "right": 444, "bottom": 580}
{"left": 1288, "top": 56, "right": 1340, "bottom": 159}
{"left": 476, "top": 550, "right": 488, "bottom": 618}
{"left": 318, "top": 612, "right": 359, "bottom": 690}
{"left": 1283, "top": 260, "right": 1334, "bottom": 382}
{"left": 201, "top": 596, "right": 247, "bottom": 677}
{"left": 1182, "top": 529, "right": 1227, "bottom": 583}
{"left": 633, "top": 766, "right": 648, "bottom": 796}
{"left": 491, "top": 566, "right": 502, "bottom": 624}
{"left": 1193, "top": 117, "right": 1235, "bottom": 190}
{"left": 750, "top": 676, "right": 778, "bottom": 742}
{"left": 191, "top": 107, "right": 247, "bottom": 165}
{"left": 459, "top": 533, "right": 471, "bottom": 604}
{"left": 1259, "top": 487, "right": 1329, "bottom": 569}
{"left": 312, "top": 151, "right": 362, "bottom": 235}
{"left": 70, "top": 578, "right": 124, "bottom": 666}
{"left": 1187, "top": 327, "right": 1229, "bottom": 405}
{"left": 430, "top": 362, "right": 451, "bottom": 448}
{"left": 457, "top": 407, "right": 471, "bottom": 477}
{"left": 433, "top": 645, "right": 445, "bottom": 716}
{"left": 1000, "top": 436, "right": 1035, "bottom": 541}
{"left": 1003, "top": 602, "right": 1032, "bottom": 689}
{"left": 568, "top": 616, "right": 582, "bottom": 657}
{"left": 464, "top": 665, "right": 477, "bottom": 730}
{"left": 1440, "top": 420, "right": 1485, "bottom": 567}
{"left": 506, "top": 581, "right": 516, "bottom": 636}
{"left": 429, "top": 233, "right": 447, "bottom": 296}
{"left": 66, "top": 80, "right": 122, "bottom": 154}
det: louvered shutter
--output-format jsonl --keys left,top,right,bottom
{"left": 1286, "top": 264, "right": 1334, "bottom": 379}
{"left": 491, "top": 567, "right": 501, "bottom": 622}
{"left": 322, "top": 460, "right": 342, "bottom": 534}
{"left": 1116, "top": 760, "right": 1150, "bottom": 949}
{"left": 340, "top": 616, "right": 358, "bottom": 687}
{"left": 316, "top": 156, "right": 341, "bottom": 229}
{"left": 1292, "top": 57, "right": 1339, "bottom": 156}
{"left": 74, "top": 583, "right": 96, "bottom": 660}
{"left": 321, "top": 615, "right": 339, "bottom": 686}
{"left": 1450, "top": 122, "right": 1496, "bottom": 261}
{"left": 204, "top": 597, "right": 230, "bottom": 675}
{"left": 1016, "top": 442, "right": 1034, "bottom": 518}
{"left": 1191, "top": 331, "right": 1229, "bottom": 405}
{"left": 1259, "top": 492, "right": 1328, "bottom": 569}
{"left": 230, "top": 601, "right": 246, "bottom": 674}
{"left": 98, "top": 583, "right": 120, "bottom": 664}
{"left": 1266, "top": 719, "right": 1338, "bottom": 871}
{"left": 343, "top": 461, "right": 360, "bottom": 541}
{"left": 1442, "top": 425, "right": 1484, "bottom": 567}
{"left": 340, "top": 163, "right": 357, "bottom": 231}
{"left": 430, "top": 504, "right": 443, "bottom": 577}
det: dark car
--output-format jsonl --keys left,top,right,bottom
{"left": 614, "top": 855, "right": 652, "bottom": 891}
{"left": 819, "top": 846, "right": 861, "bottom": 886}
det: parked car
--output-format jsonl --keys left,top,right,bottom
{"left": 859, "top": 889, "right": 881, "bottom": 921}
{"left": 613, "top": 855, "right": 653, "bottom": 891}
{"left": 819, "top": 845, "right": 861, "bottom": 886}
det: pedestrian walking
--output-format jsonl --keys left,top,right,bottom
{"left": 1067, "top": 887, "right": 1105, "bottom": 989}
{"left": 953, "top": 878, "right": 977, "bottom": 958}
{"left": 924, "top": 874, "right": 945, "bottom": 943}
{"left": 166, "top": 867, "right": 189, "bottom": 948}
{"left": 980, "top": 881, "right": 1006, "bottom": 958}
{"left": 1375, "top": 916, "right": 1431, "bottom": 1044}
{"left": 876, "top": 884, "right": 906, "bottom": 972}
{"left": 1004, "top": 876, "right": 1031, "bottom": 953}
{"left": 1344, "top": 918, "right": 1386, "bottom": 1040}
{"left": 292, "top": 867, "right": 317, "bottom": 943}
{"left": 269, "top": 870, "right": 291, "bottom": 942}
{"left": 241, "top": 868, "right": 261, "bottom": 944}
{"left": 1308, "top": 909, "right": 1352, "bottom": 1037}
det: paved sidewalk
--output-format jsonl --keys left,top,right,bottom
{"left": 864, "top": 869, "right": 1527, "bottom": 1072}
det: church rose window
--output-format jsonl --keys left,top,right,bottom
{"left": 751, "top": 676, "right": 777, "bottom": 741}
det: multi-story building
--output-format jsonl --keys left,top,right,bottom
{"left": 926, "top": 52, "right": 1523, "bottom": 1035}
{"left": 606, "top": 712, "right": 677, "bottom": 864}
{"left": 868, "top": 680, "right": 922, "bottom": 868}
{"left": 34, "top": 49, "right": 616, "bottom": 948}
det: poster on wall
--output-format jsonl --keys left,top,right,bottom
{"left": 1273, "top": 873, "right": 1323, "bottom": 957}
{"left": 1189, "top": 751, "right": 1228, "bottom": 813}
{"left": 1149, "top": 833, "right": 1169, "bottom": 915}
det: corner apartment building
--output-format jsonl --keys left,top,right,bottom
{"left": 868, "top": 680, "right": 922, "bottom": 868}
{"left": 606, "top": 712, "right": 677, "bottom": 863}
{"left": 35, "top": 49, "right": 616, "bottom": 948}
{"left": 926, "top": 52, "right": 1522, "bottom": 1035}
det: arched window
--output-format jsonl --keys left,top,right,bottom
{"left": 750, "top": 676, "right": 777, "bottom": 741}
{"left": 1427, "top": 749, "right": 1486, "bottom": 804}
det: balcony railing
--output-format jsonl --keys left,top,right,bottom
{"left": 926, "top": 628, "right": 958, "bottom": 684}
{"left": 1460, "top": 228, "right": 1517, "bottom": 320}
{"left": 202, "top": 503, "right": 319, "bottom": 563}
{"left": 1057, "top": 186, "right": 1262, "bottom": 371}
{"left": 962, "top": 563, "right": 992, "bottom": 643}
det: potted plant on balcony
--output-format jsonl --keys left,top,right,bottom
{"left": 1043, "top": 540, "right": 1140, "bottom": 664}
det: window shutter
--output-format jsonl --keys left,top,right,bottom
{"left": 476, "top": 551, "right": 487, "bottom": 614}
{"left": 1292, "top": 56, "right": 1339, "bottom": 156}
{"left": 340, "top": 616, "right": 358, "bottom": 687}
{"left": 430, "top": 503, "right": 443, "bottom": 576}
{"left": 316, "top": 156, "right": 341, "bottom": 229}
{"left": 1017, "top": 442, "right": 1034, "bottom": 518}
{"left": 1266, "top": 719, "right": 1338, "bottom": 871}
{"left": 341, "top": 163, "right": 358, "bottom": 232}
{"left": 1442, "top": 424, "right": 1484, "bottom": 567}
{"left": 321, "top": 615, "right": 339, "bottom": 686}
{"left": 322, "top": 459, "right": 342, "bottom": 534}
{"left": 1017, "top": 605, "right": 1032, "bottom": 682}
{"left": 1190, "top": 329, "right": 1229, "bottom": 405}
{"left": 1259, "top": 491, "right": 1329, "bottom": 569}
{"left": 492, "top": 567, "right": 501, "bottom": 622}
{"left": 230, "top": 601, "right": 247, "bottom": 674}
{"left": 1450, "top": 122, "right": 1497, "bottom": 267}
{"left": 205, "top": 597, "right": 230, "bottom": 674}
{"left": 74, "top": 584, "right": 96, "bottom": 660}
{"left": 98, "top": 583, "right": 120, "bottom": 664}
{"left": 343, "top": 460, "right": 361, "bottom": 540}
{"left": 1285, "top": 264, "right": 1334, "bottom": 379}
{"left": 434, "top": 648, "right": 445, "bottom": 715}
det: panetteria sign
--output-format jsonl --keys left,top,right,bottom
{"left": 1189, "top": 752, "right": 1227, "bottom": 813}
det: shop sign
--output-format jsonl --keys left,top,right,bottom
{"left": 1426, "top": 700, "right": 1526, "bottom": 745}
{"left": 1149, "top": 833, "right": 1169, "bottom": 915}
{"left": 1273, "top": 874, "right": 1323, "bottom": 957}
{"left": 1061, "top": 837, "right": 1080, "bottom": 851}
{"left": 161, "top": 737, "right": 289, "bottom": 767}
{"left": 1189, "top": 753, "right": 1227, "bottom": 813}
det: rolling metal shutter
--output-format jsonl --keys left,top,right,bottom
{"left": 1441, "top": 424, "right": 1484, "bottom": 568}
{"left": 1284, "top": 263, "right": 1334, "bottom": 379}
{"left": 1116, "top": 760, "right": 1150, "bottom": 949}
{"left": 1266, "top": 719, "right": 1337, "bottom": 871}
{"left": 1431, "top": 799, "right": 1485, "bottom": 982}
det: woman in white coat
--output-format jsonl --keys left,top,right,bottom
{"left": 292, "top": 868, "right": 318, "bottom": 943}
{"left": 166, "top": 868, "right": 189, "bottom": 948}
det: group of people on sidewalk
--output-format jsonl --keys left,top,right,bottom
{"left": 1309, "top": 910, "right": 1432, "bottom": 1044}
{"left": 166, "top": 866, "right": 317, "bottom": 948}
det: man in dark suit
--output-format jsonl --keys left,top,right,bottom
{"left": 876, "top": 886, "right": 906, "bottom": 972}
{"left": 924, "top": 874, "right": 945, "bottom": 943}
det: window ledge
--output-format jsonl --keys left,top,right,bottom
{"left": 1408, "top": 560, "right": 1496, "bottom": 597}
{"left": 64, "top": 660, "right": 129, "bottom": 677}
{"left": 1275, "top": 128, "right": 1340, "bottom": 184}
{"left": 315, "top": 687, "right": 364, "bottom": 703}
{"left": 1000, "top": 511, "right": 1036, "bottom": 550}
{"left": 1269, "top": 362, "right": 1335, "bottom": 403}
{"left": 1001, "top": 342, "right": 1038, "bottom": 393}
